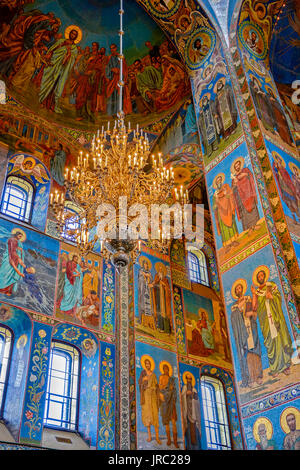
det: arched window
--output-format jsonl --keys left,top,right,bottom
{"left": 62, "top": 201, "right": 81, "bottom": 242}
{"left": 1, "top": 176, "right": 34, "bottom": 223}
{"left": 200, "top": 375, "right": 232, "bottom": 450}
{"left": 188, "top": 249, "right": 209, "bottom": 286}
{"left": 0, "top": 325, "right": 13, "bottom": 417}
{"left": 44, "top": 341, "right": 80, "bottom": 431}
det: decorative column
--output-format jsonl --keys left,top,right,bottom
{"left": 118, "top": 266, "right": 131, "bottom": 450}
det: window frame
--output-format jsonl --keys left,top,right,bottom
{"left": 1, "top": 175, "right": 35, "bottom": 224}
{"left": 61, "top": 201, "right": 82, "bottom": 243}
{"left": 44, "top": 340, "right": 81, "bottom": 432}
{"left": 0, "top": 324, "right": 14, "bottom": 419}
{"left": 187, "top": 249, "right": 210, "bottom": 287}
{"left": 200, "top": 374, "right": 232, "bottom": 450}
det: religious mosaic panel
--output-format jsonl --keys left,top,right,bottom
{"left": 192, "top": 40, "right": 242, "bottom": 167}
{"left": 205, "top": 140, "right": 267, "bottom": 269}
{"left": 135, "top": 340, "right": 184, "bottom": 450}
{"left": 134, "top": 250, "right": 176, "bottom": 347}
{"left": 182, "top": 288, "right": 231, "bottom": 368}
{"left": 0, "top": 217, "right": 59, "bottom": 316}
{"left": 221, "top": 243, "right": 299, "bottom": 405}
{"left": 152, "top": 98, "right": 200, "bottom": 156}
{"left": 237, "top": 0, "right": 299, "bottom": 154}
{"left": 242, "top": 55, "right": 297, "bottom": 152}
{"left": 242, "top": 400, "right": 300, "bottom": 450}
{"left": 55, "top": 241, "right": 102, "bottom": 330}
{"left": 266, "top": 140, "right": 300, "bottom": 239}
{"left": 178, "top": 362, "right": 203, "bottom": 450}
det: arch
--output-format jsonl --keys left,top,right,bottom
{"left": 51, "top": 324, "right": 100, "bottom": 448}
{"left": 44, "top": 339, "right": 81, "bottom": 431}
{"left": 62, "top": 200, "right": 82, "bottom": 242}
{"left": 1, "top": 154, "right": 51, "bottom": 232}
{"left": 187, "top": 246, "right": 210, "bottom": 286}
{"left": 200, "top": 373, "right": 232, "bottom": 449}
{"left": 1, "top": 175, "right": 34, "bottom": 223}
{"left": 200, "top": 364, "right": 244, "bottom": 449}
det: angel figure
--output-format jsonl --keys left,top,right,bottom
{"left": 9, "top": 155, "right": 50, "bottom": 183}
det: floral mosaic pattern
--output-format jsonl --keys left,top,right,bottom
{"left": 101, "top": 261, "right": 116, "bottom": 334}
{"left": 20, "top": 324, "right": 52, "bottom": 445}
{"left": 98, "top": 344, "right": 115, "bottom": 450}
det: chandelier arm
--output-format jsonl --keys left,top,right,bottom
{"left": 49, "top": 0, "right": 186, "bottom": 264}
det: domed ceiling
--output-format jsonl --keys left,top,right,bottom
{"left": 269, "top": 0, "right": 300, "bottom": 86}
{"left": 269, "top": 0, "right": 300, "bottom": 136}
{"left": 0, "top": 0, "right": 191, "bottom": 133}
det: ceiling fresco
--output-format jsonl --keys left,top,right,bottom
{"left": 0, "top": 0, "right": 191, "bottom": 132}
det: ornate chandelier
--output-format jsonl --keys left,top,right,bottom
{"left": 50, "top": 0, "right": 188, "bottom": 268}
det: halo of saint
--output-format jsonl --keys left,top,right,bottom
{"left": 238, "top": 21, "right": 267, "bottom": 60}
{"left": 253, "top": 417, "right": 274, "bottom": 443}
{"left": 231, "top": 157, "right": 245, "bottom": 176}
{"left": 213, "top": 77, "right": 226, "bottom": 95}
{"left": 22, "top": 156, "right": 36, "bottom": 169}
{"left": 141, "top": 354, "right": 155, "bottom": 371}
{"left": 212, "top": 172, "right": 225, "bottom": 190}
{"left": 182, "top": 371, "right": 196, "bottom": 387}
{"left": 272, "top": 151, "right": 286, "bottom": 168}
{"left": 68, "top": 251, "right": 78, "bottom": 261}
{"left": 280, "top": 407, "right": 300, "bottom": 434}
{"left": 231, "top": 278, "right": 247, "bottom": 300}
{"left": 159, "top": 360, "right": 173, "bottom": 376}
{"left": 185, "top": 28, "right": 215, "bottom": 70}
{"left": 65, "top": 25, "right": 82, "bottom": 44}
{"left": 17, "top": 334, "right": 28, "bottom": 349}
{"left": 0, "top": 304, "right": 13, "bottom": 321}
{"left": 155, "top": 262, "right": 168, "bottom": 276}
{"left": 139, "top": 255, "right": 152, "bottom": 270}
{"left": 289, "top": 161, "right": 300, "bottom": 175}
{"left": 198, "top": 307, "right": 209, "bottom": 321}
{"left": 252, "top": 265, "right": 270, "bottom": 287}
{"left": 11, "top": 227, "right": 26, "bottom": 242}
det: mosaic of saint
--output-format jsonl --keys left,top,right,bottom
{"left": 134, "top": 252, "right": 175, "bottom": 345}
{"left": 206, "top": 141, "right": 267, "bottom": 267}
{"left": 222, "top": 244, "right": 299, "bottom": 405}
{"left": 136, "top": 342, "right": 183, "bottom": 450}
